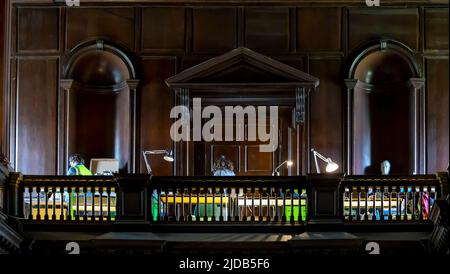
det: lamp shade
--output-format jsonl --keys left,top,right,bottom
{"left": 325, "top": 161, "right": 339, "bottom": 173}
{"left": 163, "top": 150, "right": 174, "bottom": 162}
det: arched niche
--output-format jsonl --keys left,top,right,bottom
{"left": 59, "top": 40, "right": 139, "bottom": 174}
{"left": 345, "top": 40, "right": 425, "bottom": 175}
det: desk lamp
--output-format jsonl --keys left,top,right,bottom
{"left": 272, "top": 160, "right": 293, "bottom": 176}
{"left": 142, "top": 150, "right": 174, "bottom": 174}
{"left": 311, "top": 148, "right": 339, "bottom": 173}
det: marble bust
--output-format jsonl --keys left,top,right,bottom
{"left": 381, "top": 160, "right": 391, "bottom": 175}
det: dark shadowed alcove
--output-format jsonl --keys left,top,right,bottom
{"left": 346, "top": 40, "right": 424, "bottom": 175}
{"left": 59, "top": 40, "right": 139, "bottom": 174}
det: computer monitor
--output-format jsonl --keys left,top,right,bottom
{"left": 89, "top": 158, "right": 119, "bottom": 175}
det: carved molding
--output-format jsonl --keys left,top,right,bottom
{"left": 410, "top": 78, "right": 426, "bottom": 89}
{"left": 344, "top": 79, "right": 357, "bottom": 90}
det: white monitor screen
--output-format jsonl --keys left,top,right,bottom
{"left": 90, "top": 158, "right": 119, "bottom": 175}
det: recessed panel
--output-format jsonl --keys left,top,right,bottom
{"left": 426, "top": 58, "right": 449, "bottom": 173}
{"left": 142, "top": 8, "right": 186, "bottom": 52}
{"left": 348, "top": 8, "right": 419, "bottom": 50}
{"left": 245, "top": 8, "right": 290, "bottom": 53}
{"left": 425, "top": 8, "right": 449, "bottom": 50}
{"left": 211, "top": 144, "right": 240, "bottom": 173}
{"left": 18, "top": 8, "right": 59, "bottom": 52}
{"left": 309, "top": 58, "right": 343, "bottom": 174}
{"left": 140, "top": 58, "right": 176, "bottom": 175}
{"left": 245, "top": 145, "right": 273, "bottom": 172}
{"left": 315, "top": 190, "right": 335, "bottom": 216}
{"left": 297, "top": 7, "right": 341, "bottom": 51}
{"left": 193, "top": 8, "right": 237, "bottom": 53}
{"left": 66, "top": 8, "right": 134, "bottom": 50}
{"left": 17, "top": 59, "right": 58, "bottom": 174}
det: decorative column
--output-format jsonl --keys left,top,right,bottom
{"left": 114, "top": 174, "right": 150, "bottom": 226}
{"left": 174, "top": 88, "right": 190, "bottom": 176}
{"left": 127, "top": 80, "right": 140, "bottom": 174}
{"left": 296, "top": 87, "right": 315, "bottom": 175}
{"left": 58, "top": 79, "right": 74, "bottom": 175}
{"left": 6, "top": 172, "right": 22, "bottom": 218}
{"left": 295, "top": 87, "right": 306, "bottom": 124}
{"left": 409, "top": 78, "right": 426, "bottom": 174}
{"left": 344, "top": 79, "right": 357, "bottom": 175}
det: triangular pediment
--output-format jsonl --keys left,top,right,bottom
{"left": 166, "top": 47, "right": 319, "bottom": 88}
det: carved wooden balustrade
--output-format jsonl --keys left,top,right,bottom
{"left": 1, "top": 172, "right": 447, "bottom": 233}
{"left": 341, "top": 175, "right": 443, "bottom": 223}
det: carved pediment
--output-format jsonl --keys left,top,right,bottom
{"left": 166, "top": 47, "right": 319, "bottom": 88}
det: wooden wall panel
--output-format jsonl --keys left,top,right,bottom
{"left": 309, "top": 57, "right": 343, "bottom": 174}
{"left": 1, "top": 0, "right": 5, "bottom": 153}
{"left": 297, "top": 7, "right": 341, "bottom": 51}
{"left": 141, "top": 8, "right": 186, "bottom": 53}
{"left": 3, "top": 5, "right": 449, "bottom": 176}
{"left": 426, "top": 58, "right": 449, "bottom": 174}
{"left": 348, "top": 8, "right": 419, "bottom": 51}
{"left": 181, "top": 56, "right": 213, "bottom": 70}
{"left": 139, "top": 58, "right": 176, "bottom": 175}
{"left": 16, "top": 58, "right": 58, "bottom": 174}
{"left": 424, "top": 8, "right": 449, "bottom": 50}
{"left": 245, "top": 7, "right": 290, "bottom": 53}
{"left": 211, "top": 144, "right": 241, "bottom": 173}
{"left": 17, "top": 7, "right": 59, "bottom": 52}
{"left": 66, "top": 8, "right": 134, "bottom": 50}
{"left": 275, "top": 56, "right": 304, "bottom": 71}
{"left": 67, "top": 89, "right": 124, "bottom": 172}
{"left": 245, "top": 145, "right": 273, "bottom": 174}
{"left": 193, "top": 8, "right": 237, "bottom": 53}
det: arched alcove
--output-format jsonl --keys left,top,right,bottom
{"left": 69, "top": 50, "right": 130, "bottom": 86}
{"left": 59, "top": 40, "right": 139, "bottom": 174}
{"left": 346, "top": 40, "right": 424, "bottom": 175}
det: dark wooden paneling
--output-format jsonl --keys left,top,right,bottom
{"left": 193, "top": 8, "right": 237, "bottom": 53}
{"left": 424, "top": 8, "right": 449, "bottom": 50}
{"left": 139, "top": 58, "right": 176, "bottom": 175}
{"left": 141, "top": 8, "right": 186, "bottom": 53}
{"left": 68, "top": 87, "right": 132, "bottom": 173}
{"left": 275, "top": 56, "right": 304, "bottom": 71}
{"left": 245, "top": 145, "right": 273, "bottom": 173}
{"left": 245, "top": 7, "right": 290, "bottom": 53}
{"left": 17, "top": 8, "right": 59, "bottom": 52}
{"left": 309, "top": 57, "right": 342, "bottom": 174}
{"left": 352, "top": 85, "right": 370, "bottom": 174}
{"left": 0, "top": 0, "right": 5, "bottom": 152}
{"left": 66, "top": 8, "right": 134, "bottom": 50}
{"left": 4, "top": 5, "right": 449, "bottom": 177}
{"left": 297, "top": 7, "right": 341, "bottom": 51}
{"left": 348, "top": 8, "right": 419, "bottom": 51}
{"left": 353, "top": 85, "right": 414, "bottom": 175}
{"left": 181, "top": 56, "right": 213, "bottom": 71}
{"left": 69, "top": 89, "right": 117, "bottom": 171}
{"left": 17, "top": 58, "right": 58, "bottom": 174}
{"left": 426, "top": 58, "right": 449, "bottom": 173}
{"left": 210, "top": 144, "right": 240, "bottom": 173}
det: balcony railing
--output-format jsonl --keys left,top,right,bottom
{"left": 341, "top": 175, "right": 442, "bottom": 222}
{"left": 151, "top": 177, "right": 308, "bottom": 224}
{"left": 18, "top": 175, "right": 117, "bottom": 222}
{"left": 1, "top": 172, "right": 447, "bottom": 232}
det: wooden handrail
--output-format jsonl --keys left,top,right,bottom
{"left": 340, "top": 175, "right": 443, "bottom": 223}
{"left": 2, "top": 172, "right": 447, "bottom": 233}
